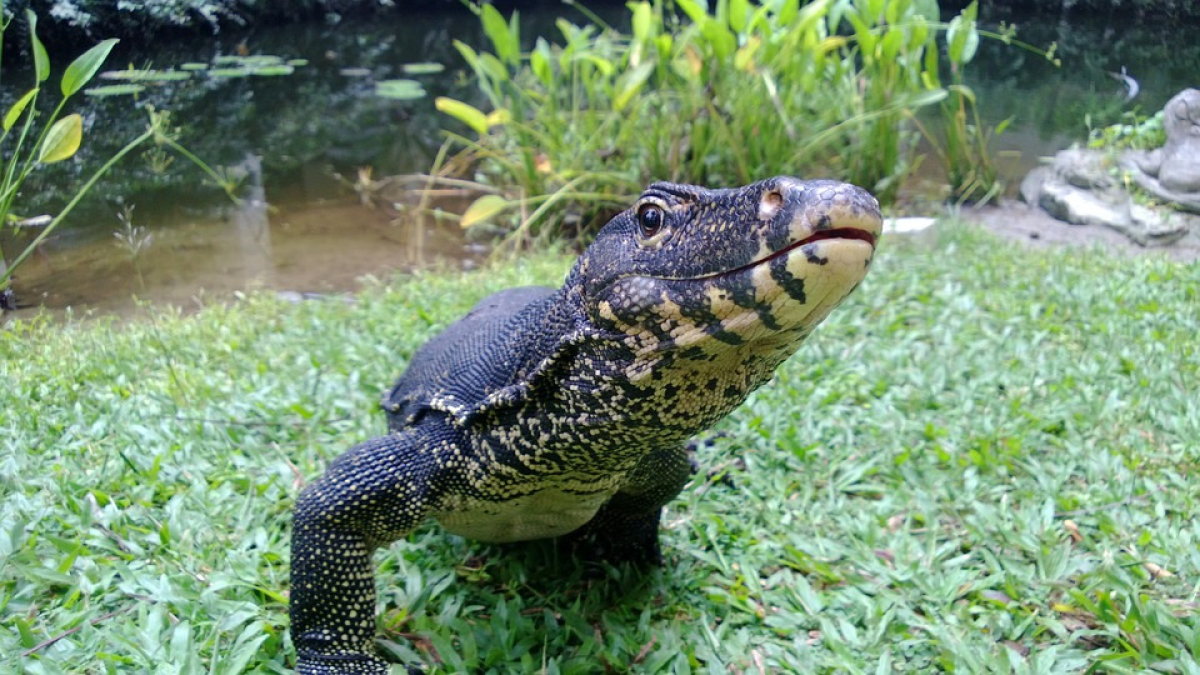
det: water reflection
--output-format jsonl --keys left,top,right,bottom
{"left": 6, "top": 198, "right": 480, "bottom": 319}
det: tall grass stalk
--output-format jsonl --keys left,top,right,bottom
{"left": 434, "top": 0, "right": 1054, "bottom": 238}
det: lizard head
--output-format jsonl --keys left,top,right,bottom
{"left": 573, "top": 176, "right": 881, "bottom": 357}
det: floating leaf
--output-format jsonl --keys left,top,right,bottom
{"left": 62, "top": 39, "right": 119, "bottom": 97}
{"left": 4, "top": 88, "right": 38, "bottom": 131}
{"left": 459, "top": 195, "right": 513, "bottom": 229}
{"left": 209, "top": 69, "right": 252, "bottom": 78}
{"left": 215, "top": 54, "right": 283, "bottom": 67}
{"left": 100, "top": 69, "right": 190, "bottom": 82}
{"left": 434, "top": 97, "right": 489, "bottom": 134}
{"left": 181, "top": 62, "right": 209, "bottom": 71}
{"left": 252, "top": 65, "right": 295, "bottom": 77}
{"left": 375, "top": 79, "right": 426, "bottom": 100}
{"left": 287, "top": 59, "right": 309, "bottom": 67}
{"left": 85, "top": 84, "right": 147, "bottom": 97}
{"left": 38, "top": 114, "right": 83, "bottom": 164}
{"left": 402, "top": 62, "right": 445, "bottom": 75}
{"left": 339, "top": 67, "right": 373, "bottom": 78}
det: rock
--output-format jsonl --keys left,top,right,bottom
{"left": 1037, "top": 178, "right": 1129, "bottom": 229}
{"left": 1057, "top": 148, "right": 1116, "bottom": 191}
{"left": 1020, "top": 89, "right": 1200, "bottom": 246}
{"left": 1019, "top": 166, "right": 1051, "bottom": 206}
{"left": 883, "top": 217, "right": 936, "bottom": 234}
{"left": 1117, "top": 204, "right": 1195, "bottom": 246}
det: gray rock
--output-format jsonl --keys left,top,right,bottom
{"left": 1020, "top": 89, "right": 1200, "bottom": 246}
{"left": 1038, "top": 178, "right": 1129, "bottom": 229}
{"left": 1118, "top": 204, "right": 1196, "bottom": 246}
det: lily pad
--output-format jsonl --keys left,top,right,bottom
{"left": 100, "top": 69, "right": 191, "bottom": 82}
{"left": 85, "top": 84, "right": 147, "bottom": 97}
{"left": 402, "top": 62, "right": 445, "bottom": 75}
{"left": 215, "top": 54, "right": 284, "bottom": 67}
{"left": 252, "top": 65, "right": 295, "bottom": 76}
{"left": 209, "top": 68, "right": 252, "bottom": 78}
{"left": 375, "top": 79, "right": 426, "bottom": 100}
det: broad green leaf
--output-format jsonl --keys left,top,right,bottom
{"left": 434, "top": 97, "right": 490, "bottom": 135}
{"left": 847, "top": 13, "right": 876, "bottom": 58}
{"left": 909, "top": 16, "right": 930, "bottom": 50}
{"left": 531, "top": 39, "right": 554, "bottom": 87}
{"left": 906, "top": 88, "right": 948, "bottom": 108}
{"left": 26, "top": 10, "right": 50, "bottom": 83}
{"left": 947, "top": 5, "right": 979, "bottom": 65}
{"left": 913, "top": 0, "right": 940, "bottom": 21}
{"left": 797, "top": 0, "right": 834, "bottom": 37}
{"left": 459, "top": 195, "right": 513, "bottom": 229}
{"left": 734, "top": 37, "right": 761, "bottom": 71}
{"left": 3, "top": 88, "right": 38, "bottom": 131}
{"left": 580, "top": 54, "right": 615, "bottom": 78}
{"left": 701, "top": 19, "right": 736, "bottom": 60}
{"left": 61, "top": 39, "right": 119, "bottom": 97}
{"left": 452, "top": 40, "right": 482, "bottom": 72}
{"left": 880, "top": 29, "right": 903, "bottom": 62}
{"left": 485, "top": 109, "right": 511, "bottom": 127}
{"left": 630, "top": 1, "right": 653, "bottom": 43}
{"left": 676, "top": 0, "right": 710, "bottom": 25}
{"left": 478, "top": 54, "right": 511, "bottom": 83}
{"left": 481, "top": 4, "right": 519, "bottom": 65}
{"left": 776, "top": 0, "right": 800, "bottom": 26}
{"left": 729, "top": 0, "right": 749, "bottom": 33}
{"left": 38, "top": 114, "right": 83, "bottom": 164}
{"left": 614, "top": 62, "right": 655, "bottom": 112}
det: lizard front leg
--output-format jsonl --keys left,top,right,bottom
{"left": 564, "top": 444, "right": 693, "bottom": 566}
{"left": 290, "top": 424, "right": 457, "bottom": 674}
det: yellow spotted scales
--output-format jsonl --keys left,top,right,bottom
{"left": 290, "top": 177, "right": 882, "bottom": 673}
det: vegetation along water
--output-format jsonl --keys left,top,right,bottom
{"left": 0, "top": 0, "right": 1196, "bottom": 315}
{"left": 1, "top": 0, "right": 1198, "bottom": 672}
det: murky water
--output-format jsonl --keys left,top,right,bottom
{"left": 2, "top": 3, "right": 1196, "bottom": 320}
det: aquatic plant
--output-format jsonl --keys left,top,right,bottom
{"left": 0, "top": 11, "right": 234, "bottom": 312}
{"left": 433, "top": 0, "right": 1051, "bottom": 238}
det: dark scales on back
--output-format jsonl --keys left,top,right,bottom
{"left": 290, "top": 177, "right": 882, "bottom": 673}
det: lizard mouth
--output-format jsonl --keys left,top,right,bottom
{"left": 701, "top": 227, "right": 877, "bottom": 280}
{"left": 797, "top": 228, "right": 878, "bottom": 247}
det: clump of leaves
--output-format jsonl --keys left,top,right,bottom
{"left": 0, "top": 11, "right": 238, "bottom": 312}
{"left": 1087, "top": 109, "right": 1166, "bottom": 151}
{"left": 431, "top": 0, "right": 1054, "bottom": 239}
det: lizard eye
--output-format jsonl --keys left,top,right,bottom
{"left": 637, "top": 204, "right": 665, "bottom": 238}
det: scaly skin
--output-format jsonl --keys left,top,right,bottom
{"left": 290, "top": 176, "right": 882, "bottom": 673}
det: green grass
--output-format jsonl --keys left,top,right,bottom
{"left": 2, "top": 225, "right": 1198, "bottom": 673}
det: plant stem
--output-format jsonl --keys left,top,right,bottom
{"left": 0, "top": 128, "right": 154, "bottom": 287}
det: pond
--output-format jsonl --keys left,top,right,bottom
{"left": 2, "top": 2, "right": 1196, "bottom": 319}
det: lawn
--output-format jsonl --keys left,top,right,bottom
{"left": 2, "top": 224, "right": 1198, "bottom": 673}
